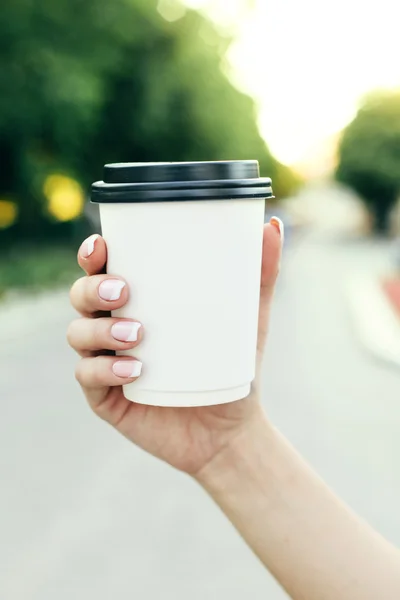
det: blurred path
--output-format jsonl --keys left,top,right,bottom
{"left": 1, "top": 185, "right": 400, "bottom": 599}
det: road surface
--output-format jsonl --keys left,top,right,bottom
{"left": 1, "top": 221, "right": 400, "bottom": 599}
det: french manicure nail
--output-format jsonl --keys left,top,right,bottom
{"left": 112, "top": 360, "right": 142, "bottom": 378}
{"left": 270, "top": 216, "right": 285, "bottom": 243}
{"left": 98, "top": 280, "right": 126, "bottom": 301}
{"left": 111, "top": 321, "right": 141, "bottom": 342}
{"left": 81, "top": 234, "right": 99, "bottom": 258}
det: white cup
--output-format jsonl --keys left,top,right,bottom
{"left": 92, "top": 161, "right": 273, "bottom": 407}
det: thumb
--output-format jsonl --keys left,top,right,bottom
{"left": 256, "top": 217, "right": 284, "bottom": 368}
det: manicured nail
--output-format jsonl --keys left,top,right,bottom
{"left": 81, "top": 234, "right": 99, "bottom": 258}
{"left": 111, "top": 321, "right": 141, "bottom": 342}
{"left": 98, "top": 279, "right": 126, "bottom": 301}
{"left": 270, "top": 217, "right": 284, "bottom": 243}
{"left": 112, "top": 360, "right": 142, "bottom": 378}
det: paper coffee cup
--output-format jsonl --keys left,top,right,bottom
{"left": 91, "top": 161, "right": 273, "bottom": 407}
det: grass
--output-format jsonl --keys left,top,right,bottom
{"left": 0, "top": 244, "right": 81, "bottom": 299}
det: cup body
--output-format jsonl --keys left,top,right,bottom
{"left": 99, "top": 197, "right": 265, "bottom": 406}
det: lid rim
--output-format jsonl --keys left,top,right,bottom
{"left": 91, "top": 185, "right": 273, "bottom": 204}
{"left": 92, "top": 176, "right": 272, "bottom": 192}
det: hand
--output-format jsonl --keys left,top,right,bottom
{"left": 67, "top": 219, "right": 283, "bottom": 475}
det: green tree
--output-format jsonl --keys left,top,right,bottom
{"left": 0, "top": 0, "right": 297, "bottom": 245}
{"left": 336, "top": 90, "right": 400, "bottom": 233}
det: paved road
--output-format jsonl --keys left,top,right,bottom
{"left": 1, "top": 226, "right": 400, "bottom": 599}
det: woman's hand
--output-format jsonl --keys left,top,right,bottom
{"left": 67, "top": 219, "right": 283, "bottom": 475}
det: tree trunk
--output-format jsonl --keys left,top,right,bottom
{"left": 371, "top": 200, "right": 393, "bottom": 234}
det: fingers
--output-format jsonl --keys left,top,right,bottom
{"left": 78, "top": 234, "right": 107, "bottom": 276}
{"left": 75, "top": 355, "right": 142, "bottom": 389}
{"left": 67, "top": 317, "right": 143, "bottom": 355}
{"left": 260, "top": 217, "right": 283, "bottom": 293}
{"left": 70, "top": 274, "right": 128, "bottom": 317}
{"left": 257, "top": 217, "right": 284, "bottom": 361}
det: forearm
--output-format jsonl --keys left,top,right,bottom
{"left": 197, "top": 410, "right": 400, "bottom": 600}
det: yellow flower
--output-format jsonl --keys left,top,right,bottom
{"left": 43, "top": 174, "right": 85, "bottom": 222}
{"left": 0, "top": 200, "right": 18, "bottom": 229}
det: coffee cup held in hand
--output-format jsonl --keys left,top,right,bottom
{"left": 91, "top": 161, "right": 273, "bottom": 407}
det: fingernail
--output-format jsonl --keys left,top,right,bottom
{"left": 112, "top": 360, "right": 142, "bottom": 378}
{"left": 81, "top": 234, "right": 99, "bottom": 258}
{"left": 99, "top": 280, "right": 126, "bottom": 301}
{"left": 111, "top": 321, "right": 141, "bottom": 342}
{"left": 270, "top": 217, "right": 285, "bottom": 243}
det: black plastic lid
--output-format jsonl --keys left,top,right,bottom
{"left": 91, "top": 160, "right": 273, "bottom": 203}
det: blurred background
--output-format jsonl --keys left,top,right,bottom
{"left": 1, "top": 0, "right": 400, "bottom": 598}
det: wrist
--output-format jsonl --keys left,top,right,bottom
{"left": 195, "top": 406, "right": 277, "bottom": 494}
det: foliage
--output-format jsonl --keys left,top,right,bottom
{"left": 0, "top": 245, "right": 80, "bottom": 297}
{"left": 336, "top": 90, "right": 400, "bottom": 233}
{"left": 0, "top": 0, "right": 298, "bottom": 249}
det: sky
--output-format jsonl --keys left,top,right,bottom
{"left": 179, "top": 0, "right": 400, "bottom": 170}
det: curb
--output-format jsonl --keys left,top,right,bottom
{"left": 347, "top": 276, "right": 400, "bottom": 368}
